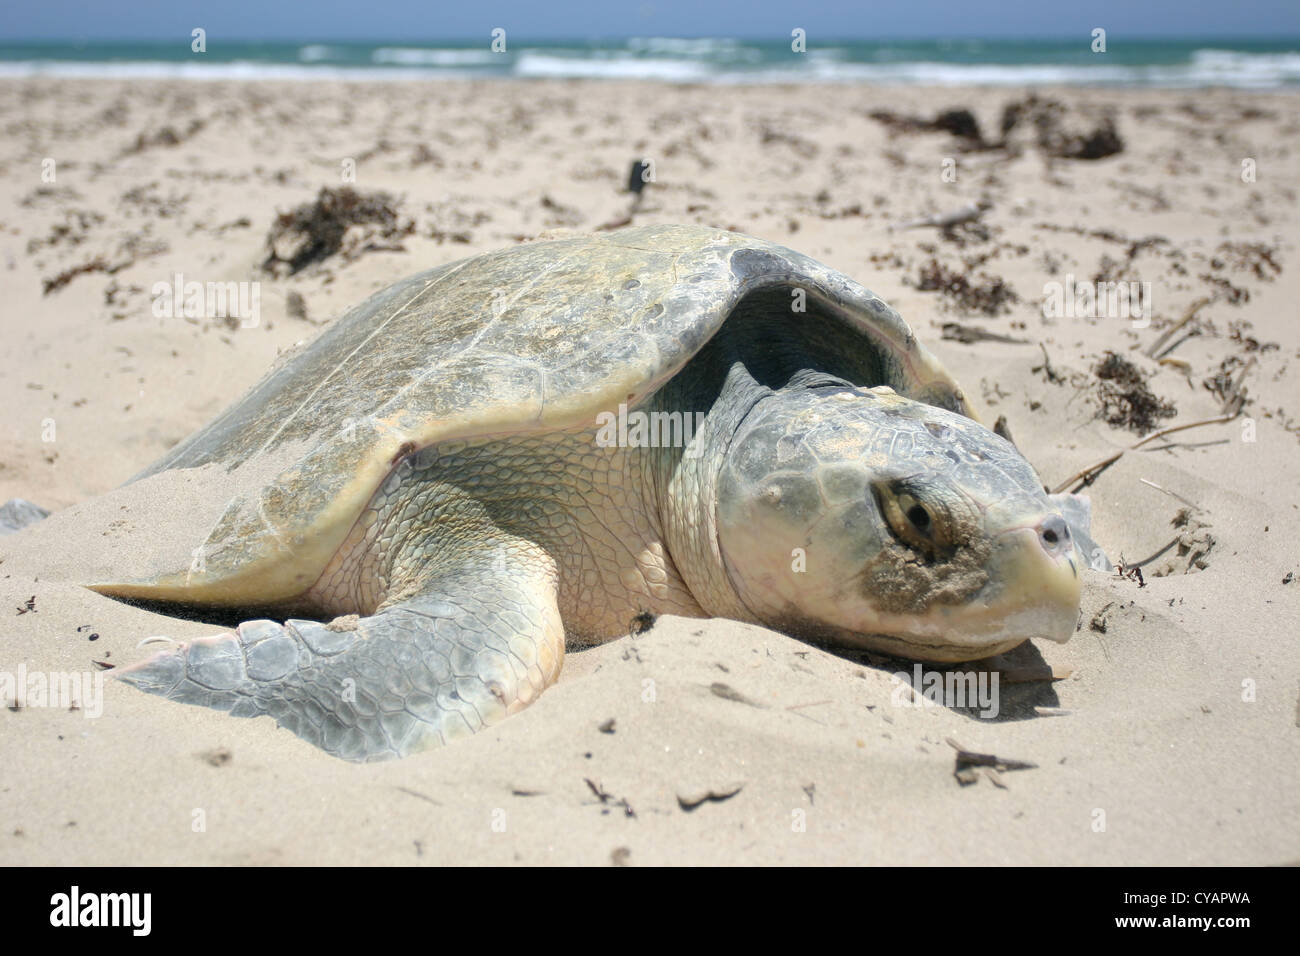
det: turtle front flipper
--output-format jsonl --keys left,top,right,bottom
{"left": 116, "top": 564, "right": 565, "bottom": 762}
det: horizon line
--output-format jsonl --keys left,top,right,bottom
{"left": 3, "top": 34, "right": 1299, "bottom": 44}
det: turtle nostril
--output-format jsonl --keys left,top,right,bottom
{"left": 1037, "top": 515, "right": 1070, "bottom": 557}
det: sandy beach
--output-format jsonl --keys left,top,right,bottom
{"left": 0, "top": 76, "right": 1297, "bottom": 865}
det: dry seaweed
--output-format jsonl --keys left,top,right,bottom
{"left": 263, "top": 187, "right": 414, "bottom": 276}
{"left": 1000, "top": 95, "right": 1124, "bottom": 159}
{"left": 1203, "top": 355, "right": 1255, "bottom": 415}
{"left": 868, "top": 107, "right": 984, "bottom": 144}
{"left": 41, "top": 257, "right": 111, "bottom": 295}
{"left": 1211, "top": 242, "right": 1282, "bottom": 282}
{"left": 915, "top": 259, "right": 1018, "bottom": 316}
{"left": 125, "top": 118, "right": 206, "bottom": 155}
{"left": 1093, "top": 351, "right": 1176, "bottom": 433}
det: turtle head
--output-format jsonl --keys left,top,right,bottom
{"left": 715, "top": 385, "right": 1081, "bottom": 662}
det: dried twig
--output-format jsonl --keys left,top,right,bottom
{"left": 677, "top": 783, "right": 744, "bottom": 811}
{"left": 1033, "top": 342, "right": 1065, "bottom": 384}
{"left": 1138, "top": 477, "right": 1202, "bottom": 512}
{"left": 1051, "top": 414, "right": 1239, "bottom": 494}
{"left": 1219, "top": 356, "right": 1256, "bottom": 416}
{"left": 891, "top": 200, "right": 991, "bottom": 232}
{"left": 1146, "top": 296, "right": 1211, "bottom": 359}
{"left": 941, "top": 322, "right": 1029, "bottom": 345}
{"left": 946, "top": 737, "right": 1037, "bottom": 786}
{"left": 996, "top": 665, "right": 1073, "bottom": 683}
{"left": 1033, "top": 706, "right": 1073, "bottom": 717}
{"left": 1051, "top": 450, "right": 1124, "bottom": 495}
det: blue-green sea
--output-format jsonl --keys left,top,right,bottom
{"left": 1, "top": 37, "right": 1298, "bottom": 87}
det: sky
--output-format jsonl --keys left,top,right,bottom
{"left": 3, "top": 0, "right": 1298, "bottom": 42}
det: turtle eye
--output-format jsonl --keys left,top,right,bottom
{"left": 875, "top": 482, "right": 944, "bottom": 559}
{"left": 905, "top": 501, "right": 932, "bottom": 534}
{"left": 895, "top": 493, "right": 935, "bottom": 547}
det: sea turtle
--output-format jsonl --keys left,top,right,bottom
{"left": 19, "top": 225, "right": 1088, "bottom": 761}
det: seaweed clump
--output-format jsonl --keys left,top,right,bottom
{"left": 915, "top": 259, "right": 1018, "bottom": 316}
{"left": 1092, "top": 351, "right": 1176, "bottom": 434}
{"left": 263, "top": 187, "right": 413, "bottom": 276}
{"left": 1000, "top": 95, "right": 1124, "bottom": 159}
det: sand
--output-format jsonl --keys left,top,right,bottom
{"left": 0, "top": 77, "right": 1297, "bottom": 865}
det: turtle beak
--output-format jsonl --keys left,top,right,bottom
{"left": 982, "top": 516, "right": 1082, "bottom": 645}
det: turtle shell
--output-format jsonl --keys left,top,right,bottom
{"left": 92, "top": 224, "right": 973, "bottom": 605}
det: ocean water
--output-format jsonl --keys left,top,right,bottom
{"left": 0, "top": 38, "right": 1298, "bottom": 88}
